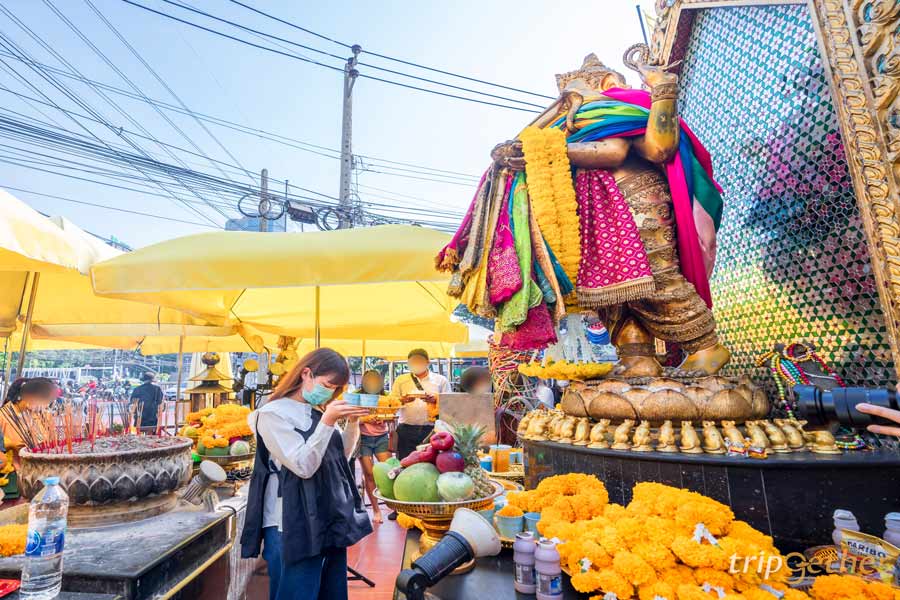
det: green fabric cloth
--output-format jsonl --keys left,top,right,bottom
{"left": 499, "top": 175, "right": 540, "bottom": 331}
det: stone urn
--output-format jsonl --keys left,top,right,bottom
{"left": 18, "top": 436, "right": 193, "bottom": 528}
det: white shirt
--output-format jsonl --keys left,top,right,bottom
{"left": 536, "top": 384, "right": 555, "bottom": 409}
{"left": 248, "top": 398, "right": 359, "bottom": 530}
{"left": 391, "top": 371, "right": 451, "bottom": 425}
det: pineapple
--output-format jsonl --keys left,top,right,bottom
{"left": 451, "top": 423, "right": 494, "bottom": 499}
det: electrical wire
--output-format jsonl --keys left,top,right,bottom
{"left": 159, "top": 0, "right": 545, "bottom": 109}
{"left": 119, "top": 0, "right": 539, "bottom": 113}
{"left": 0, "top": 48, "right": 483, "bottom": 181}
{"left": 226, "top": 0, "right": 556, "bottom": 101}
{"left": 0, "top": 184, "right": 219, "bottom": 227}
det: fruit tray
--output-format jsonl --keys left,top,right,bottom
{"left": 374, "top": 480, "right": 503, "bottom": 519}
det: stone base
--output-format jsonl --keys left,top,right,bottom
{"left": 560, "top": 374, "right": 769, "bottom": 423}
{"left": 524, "top": 440, "right": 900, "bottom": 553}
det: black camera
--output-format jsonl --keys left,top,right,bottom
{"left": 794, "top": 385, "right": 898, "bottom": 429}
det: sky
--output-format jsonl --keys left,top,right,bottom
{"left": 0, "top": 0, "right": 651, "bottom": 248}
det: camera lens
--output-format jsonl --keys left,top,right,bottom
{"left": 794, "top": 385, "right": 897, "bottom": 429}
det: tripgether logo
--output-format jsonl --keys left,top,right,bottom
{"left": 728, "top": 549, "right": 897, "bottom": 586}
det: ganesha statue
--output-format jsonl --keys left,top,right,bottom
{"left": 436, "top": 46, "right": 730, "bottom": 379}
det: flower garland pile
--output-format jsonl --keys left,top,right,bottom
{"left": 520, "top": 126, "right": 580, "bottom": 285}
{"left": 180, "top": 404, "right": 252, "bottom": 445}
{"left": 512, "top": 477, "right": 809, "bottom": 600}
{"left": 809, "top": 574, "right": 900, "bottom": 600}
{"left": 0, "top": 524, "right": 27, "bottom": 557}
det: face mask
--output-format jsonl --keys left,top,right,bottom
{"left": 302, "top": 383, "right": 333, "bottom": 406}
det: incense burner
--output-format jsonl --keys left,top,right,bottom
{"left": 18, "top": 435, "right": 193, "bottom": 528}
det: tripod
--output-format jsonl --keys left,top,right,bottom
{"left": 347, "top": 565, "right": 375, "bottom": 587}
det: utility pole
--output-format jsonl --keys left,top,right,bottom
{"left": 338, "top": 45, "right": 361, "bottom": 227}
{"left": 258, "top": 168, "right": 269, "bottom": 232}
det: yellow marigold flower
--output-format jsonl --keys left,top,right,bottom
{"left": 598, "top": 526, "right": 626, "bottom": 556}
{"left": 613, "top": 516, "right": 645, "bottom": 548}
{"left": 670, "top": 536, "right": 729, "bottom": 569}
{"left": 496, "top": 504, "right": 524, "bottom": 518}
{"left": 727, "top": 520, "right": 775, "bottom": 550}
{"left": 604, "top": 503, "right": 627, "bottom": 520}
{"left": 581, "top": 540, "right": 612, "bottom": 569}
{"left": 632, "top": 541, "right": 676, "bottom": 570}
{"left": 693, "top": 566, "right": 734, "bottom": 591}
{"left": 810, "top": 574, "right": 869, "bottom": 600}
{"left": 659, "top": 564, "right": 696, "bottom": 588}
{"left": 592, "top": 569, "right": 634, "bottom": 600}
{"left": 613, "top": 550, "right": 657, "bottom": 586}
{"left": 643, "top": 515, "right": 680, "bottom": 546}
{"left": 200, "top": 435, "right": 228, "bottom": 448}
{"left": 783, "top": 590, "right": 811, "bottom": 600}
{"left": 571, "top": 570, "right": 604, "bottom": 593}
{"left": 0, "top": 524, "right": 27, "bottom": 557}
{"left": 866, "top": 581, "right": 897, "bottom": 600}
{"left": 638, "top": 580, "right": 676, "bottom": 600}
{"left": 676, "top": 583, "right": 711, "bottom": 600}
{"left": 396, "top": 513, "right": 423, "bottom": 531}
{"left": 674, "top": 496, "right": 734, "bottom": 536}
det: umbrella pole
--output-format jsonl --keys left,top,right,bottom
{"left": 15, "top": 272, "right": 39, "bottom": 379}
{"left": 361, "top": 340, "right": 366, "bottom": 379}
{"left": 314, "top": 286, "right": 321, "bottom": 349}
{"left": 174, "top": 335, "right": 184, "bottom": 428}
{"left": 2, "top": 337, "right": 10, "bottom": 399}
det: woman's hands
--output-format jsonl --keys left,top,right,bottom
{"left": 322, "top": 400, "right": 370, "bottom": 427}
{"left": 857, "top": 403, "right": 900, "bottom": 436}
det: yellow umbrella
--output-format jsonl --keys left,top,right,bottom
{"left": 0, "top": 191, "right": 229, "bottom": 384}
{"left": 91, "top": 225, "right": 468, "bottom": 345}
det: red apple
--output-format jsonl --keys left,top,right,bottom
{"left": 429, "top": 431, "right": 455, "bottom": 452}
{"left": 435, "top": 450, "right": 465, "bottom": 473}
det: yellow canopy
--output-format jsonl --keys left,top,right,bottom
{"left": 0, "top": 190, "right": 226, "bottom": 349}
{"left": 91, "top": 225, "right": 467, "bottom": 343}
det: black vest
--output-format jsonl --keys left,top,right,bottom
{"left": 240, "top": 407, "right": 372, "bottom": 563}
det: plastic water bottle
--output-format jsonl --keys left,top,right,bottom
{"left": 21, "top": 476, "right": 68, "bottom": 599}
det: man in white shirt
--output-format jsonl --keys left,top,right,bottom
{"left": 391, "top": 348, "right": 451, "bottom": 461}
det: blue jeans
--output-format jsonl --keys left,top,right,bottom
{"left": 261, "top": 527, "right": 348, "bottom": 600}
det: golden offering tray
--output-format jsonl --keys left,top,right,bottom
{"left": 375, "top": 480, "right": 503, "bottom": 573}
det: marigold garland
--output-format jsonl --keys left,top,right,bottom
{"left": 520, "top": 126, "right": 580, "bottom": 285}
{"left": 528, "top": 478, "right": 807, "bottom": 600}
{"left": 496, "top": 504, "right": 524, "bottom": 518}
{"left": 0, "top": 524, "right": 27, "bottom": 557}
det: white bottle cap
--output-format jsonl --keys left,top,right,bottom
{"left": 886, "top": 512, "right": 900, "bottom": 524}
{"left": 833, "top": 509, "right": 856, "bottom": 520}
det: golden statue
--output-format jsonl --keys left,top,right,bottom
{"left": 527, "top": 412, "right": 554, "bottom": 440}
{"left": 611, "top": 419, "right": 635, "bottom": 450}
{"left": 745, "top": 421, "right": 770, "bottom": 449}
{"left": 657, "top": 420, "right": 677, "bottom": 452}
{"left": 632, "top": 420, "right": 653, "bottom": 452}
{"left": 701, "top": 421, "right": 726, "bottom": 454}
{"left": 487, "top": 50, "right": 729, "bottom": 377}
{"left": 557, "top": 416, "right": 578, "bottom": 444}
{"left": 763, "top": 421, "right": 790, "bottom": 453}
{"left": 811, "top": 430, "right": 841, "bottom": 455}
{"left": 720, "top": 420, "right": 746, "bottom": 448}
{"left": 517, "top": 410, "right": 538, "bottom": 438}
{"left": 679, "top": 421, "right": 703, "bottom": 454}
{"left": 774, "top": 419, "right": 806, "bottom": 450}
{"left": 588, "top": 419, "right": 611, "bottom": 449}
{"left": 572, "top": 417, "right": 592, "bottom": 446}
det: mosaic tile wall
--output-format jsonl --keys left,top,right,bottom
{"left": 677, "top": 5, "right": 896, "bottom": 387}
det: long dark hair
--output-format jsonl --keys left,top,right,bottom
{"left": 4, "top": 377, "right": 57, "bottom": 406}
{"left": 270, "top": 348, "right": 350, "bottom": 401}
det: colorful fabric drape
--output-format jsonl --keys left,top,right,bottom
{"left": 459, "top": 171, "right": 506, "bottom": 316}
{"left": 551, "top": 88, "right": 723, "bottom": 308}
{"left": 575, "top": 169, "right": 654, "bottom": 307}
{"left": 500, "top": 302, "right": 557, "bottom": 351}
{"left": 498, "top": 174, "right": 542, "bottom": 332}
{"left": 486, "top": 174, "right": 521, "bottom": 305}
{"left": 435, "top": 169, "right": 489, "bottom": 272}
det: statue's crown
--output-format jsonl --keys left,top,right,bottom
{"left": 555, "top": 53, "right": 625, "bottom": 92}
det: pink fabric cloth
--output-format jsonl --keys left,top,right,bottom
{"left": 499, "top": 302, "right": 557, "bottom": 351}
{"left": 575, "top": 170, "right": 654, "bottom": 306}
{"left": 486, "top": 174, "right": 521, "bottom": 304}
{"left": 602, "top": 87, "right": 716, "bottom": 307}
{"left": 435, "top": 169, "right": 489, "bottom": 270}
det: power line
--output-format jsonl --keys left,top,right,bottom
{"left": 119, "top": 0, "right": 539, "bottom": 113}
{"left": 1, "top": 184, "right": 218, "bottom": 227}
{"left": 227, "top": 0, "right": 556, "bottom": 101}
{"left": 0, "top": 48, "right": 482, "bottom": 181}
{"left": 159, "top": 0, "right": 545, "bottom": 109}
